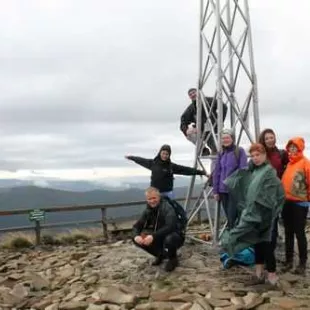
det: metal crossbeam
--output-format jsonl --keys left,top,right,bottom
{"left": 185, "top": 0, "right": 260, "bottom": 245}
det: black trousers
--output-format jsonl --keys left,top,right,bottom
{"left": 133, "top": 232, "right": 184, "bottom": 259}
{"left": 270, "top": 216, "right": 279, "bottom": 253}
{"left": 254, "top": 241, "right": 276, "bottom": 273}
{"left": 282, "top": 201, "right": 308, "bottom": 264}
{"left": 219, "top": 193, "right": 237, "bottom": 230}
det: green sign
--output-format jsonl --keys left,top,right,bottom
{"left": 29, "top": 209, "right": 45, "bottom": 222}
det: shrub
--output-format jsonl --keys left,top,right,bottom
{"left": 41, "top": 234, "right": 61, "bottom": 246}
{"left": 10, "top": 237, "right": 33, "bottom": 249}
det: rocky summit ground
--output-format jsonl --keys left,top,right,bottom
{"left": 0, "top": 238, "right": 310, "bottom": 310}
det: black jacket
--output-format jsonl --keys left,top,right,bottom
{"left": 132, "top": 198, "right": 182, "bottom": 240}
{"left": 127, "top": 155, "right": 204, "bottom": 192}
{"left": 180, "top": 97, "right": 228, "bottom": 136}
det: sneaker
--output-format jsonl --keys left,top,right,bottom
{"left": 281, "top": 261, "right": 293, "bottom": 273}
{"left": 152, "top": 256, "right": 163, "bottom": 266}
{"left": 164, "top": 257, "right": 178, "bottom": 272}
{"left": 261, "top": 278, "right": 280, "bottom": 290}
{"left": 266, "top": 275, "right": 279, "bottom": 287}
{"left": 293, "top": 263, "right": 306, "bottom": 276}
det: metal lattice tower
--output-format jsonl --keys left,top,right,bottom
{"left": 185, "top": 0, "right": 260, "bottom": 244}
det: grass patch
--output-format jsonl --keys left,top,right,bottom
{"left": 1, "top": 232, "right": 35, "bottom": 249}
{"left": 57, "top": 228, "right": 99, "bottom": 245}
{"left": 41, "top": 234, "right": 61, "bottom": 246}
{"left": 0, "top": 223, "right": 135, "bottom": 249}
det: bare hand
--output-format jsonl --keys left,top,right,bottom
{"left": 214, "top": 194, "right": 220, "bottom": 201}
{"left": 134, "top": 236, "right": 143, "bottom": 245}
{"left": 125, "top": 155, "right": 131, "bottom": 159}
{"left": 142, "top": 235, "right": 153, "bottom": 246}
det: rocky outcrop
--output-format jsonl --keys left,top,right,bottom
{"left": 0, "top": 239, "right": 309, "bottom": 309}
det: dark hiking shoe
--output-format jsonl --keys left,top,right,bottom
{"left": 246, "top": 275, "right": 265, "bottom": 286}
{"left": 152, "top": 256, "right": 163, "bottom": 266}
{"left": 281, "top": 261, "right": 293, "bottom": 273}
{"left": 164, "top": 257, "right": 178, "bottom": 272}
{"left": 293, "top": 264, "right": 306, "bottom": 276}
{"left": 202, "top": 147, "right": 211, "bottom": 156}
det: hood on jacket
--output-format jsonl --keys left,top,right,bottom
{"left": 286, "top": 137, "right": 305, "bottom": 163}
{"left": 286, "top": 137, "right": 305, "bottom": 152}
{"left": 154, "top": 144, "right": 171, "bottom": 162}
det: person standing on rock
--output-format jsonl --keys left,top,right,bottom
{"left": 281, "top": 137, "right": 310, "bottom": 275}
{"left": 220, "top": 143, "right": 285, "bottom": 286}
{"left": 258, "top": 128, "right": 288, "bottom": 252}
{"left": 125, "top": 144, "right": 206, "bottom": 199}
{"left": 132, "top": 187, "right": 185, "bottom": 272}
{"left": 212, "top": 128, "right": 248, "bottom": 229}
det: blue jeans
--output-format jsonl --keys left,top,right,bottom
{"left": 161, "top": 191, "right": 175, "bottom": 199}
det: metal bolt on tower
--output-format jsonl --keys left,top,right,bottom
{"left": 185, "top": 0, "right": 260, "bottom": 244}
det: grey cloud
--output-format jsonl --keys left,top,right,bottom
{"left": 0, "top": 121, "right": 193, "bottom": 170}
{"left": 0, "top": 0, "right": 310, "bottom": 174}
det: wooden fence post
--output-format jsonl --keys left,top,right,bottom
{"left": 101, "top": 208, "right": 108, "bottom": 240}
{"left": 35, "top": 221, "right": 41, "bottom": 245}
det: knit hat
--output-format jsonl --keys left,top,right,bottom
{"left": 222, "top": 128, "right": 235, "bottom": 139}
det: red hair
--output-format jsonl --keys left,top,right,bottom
{"left": 249, "top": 143, "right": 266, "bottom": 154}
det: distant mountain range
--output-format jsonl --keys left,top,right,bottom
{"left": 0, "top": 182, "right": 205, "bottom": 231}
{"left": 0, "top": 176, "right": 193, "bottom": 192}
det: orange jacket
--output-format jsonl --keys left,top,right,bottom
{"left": 282, "top": 137, "right": 310, "bottom": 202}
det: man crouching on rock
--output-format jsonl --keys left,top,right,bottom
{"left": 132, "top": 187, "right": 185, "bottom": 272}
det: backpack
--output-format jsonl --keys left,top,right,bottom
{"left": 164, "top": 196, "right": 188, "bottom": 230}
{"left": 220, "top": 247, "right": 255, "bottom": 269}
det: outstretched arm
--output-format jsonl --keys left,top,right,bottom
{"left": 125, "top": 156, "right": 153, "bottom": 170}
{"left": 171, "top": 162, "right": 206, "bottom": 176}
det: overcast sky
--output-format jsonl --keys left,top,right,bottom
{"left": 0, "top": 0, "right": 309, "bottom": 182}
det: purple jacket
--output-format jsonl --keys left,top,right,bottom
{"left": 213, "top": 145, "right": 248, "bottom": 194}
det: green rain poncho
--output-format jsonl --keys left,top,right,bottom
{"left": 220, "top": 162, "right": 285, "bottom": 256}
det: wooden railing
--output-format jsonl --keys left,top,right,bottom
{"left": 0, "top": 197, "right": 191, "bottom": 245}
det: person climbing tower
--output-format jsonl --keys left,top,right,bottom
{"left": 180, "top": 88, "right": 227, "bottom": 156}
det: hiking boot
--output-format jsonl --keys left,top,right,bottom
{"left": 293, "top": 263, "right": 306, "bottom": 276}
{"left": 152, "top": 256, "right": 163, "bottom": 266}
{"left": 281, "top": 261, "right": 293, "bottom": 273}
{"left": 164, "top": 257, "right": 178, "bottom": 272}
